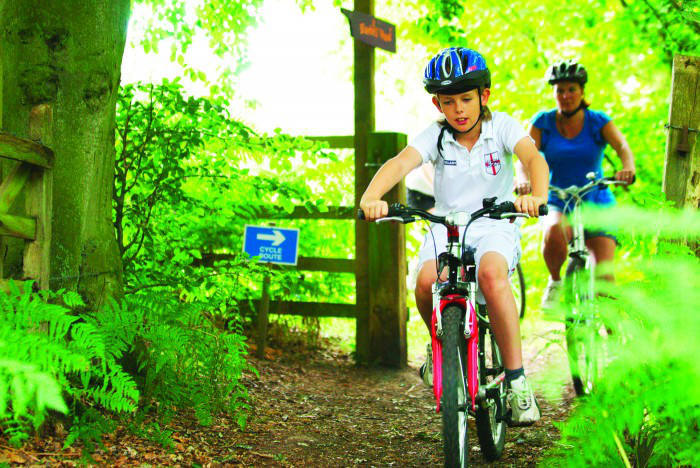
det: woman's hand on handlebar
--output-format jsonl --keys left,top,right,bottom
{"left": 615, "top": 168, "right": 636, "bottom": 185}
{"left": 514, "top": 179, "right": 532, "bottom": 196}
{"left": 359, "top": 199, "right": 388, "bottom": 222}
{"left": 514, "top": 194, "right": 547, "bottom": 218}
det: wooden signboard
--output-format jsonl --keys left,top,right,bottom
{"left": 341, "top": 8, "right": 396, "bottom": 53}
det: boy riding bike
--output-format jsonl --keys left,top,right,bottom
{"left": 360, "top": 47, "right": 549, "bottom": 425}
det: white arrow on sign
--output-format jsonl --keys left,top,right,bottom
{"left": 257, "top": 229, "right": 286, "bottom": 246}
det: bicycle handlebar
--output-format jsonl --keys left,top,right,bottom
{"left": 549, "top": 173, "right": 635, "bottom": 201}
{"left": 358, "top": 198, "right": 548, "bottom": 225}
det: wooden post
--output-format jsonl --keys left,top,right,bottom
{"left": 353, "top": 0, "right": 375, "bottom": 365}
{"left": 23, "top": 105, "right": 53, "bottom": 290}
{"left": 256, "top": 272, "right": 271, "bottom": 359}
{"left": 0, "top": 37, "right": 4, "bottom": 280}
{"left": 663, "top": 55, "right": 700, "bottom": 209}
{"left": 0, "top": 36, "right": 3, "bottom": 130}
{"left": 367, "top": 132, "right": 407, "bottom": 367}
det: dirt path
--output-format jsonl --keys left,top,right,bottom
{"left": 0, "top": 324, "right": 574, "bottom": 466}
{"left": 234, "top": 335, "right": 574, "bottom": 467}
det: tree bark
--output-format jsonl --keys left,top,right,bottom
{"left": 0, "top": 0, "right": 130, "bottom": 305}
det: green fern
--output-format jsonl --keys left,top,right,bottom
{"left": 0, "top": 279, "right": 253, "bottom": 447}
{"left": 544, "top": 254, "right": 700, "bottom": 466}
{"left": 91, "top": 293, "right": 253, "bottom": 427}
{"left": 0, "top": 281, "right": 139, "bottom": 441}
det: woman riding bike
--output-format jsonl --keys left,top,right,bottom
{"left": 360, "top": 47, "right": 549, "bottom": 425}
{"left": 516, "top": 60, "right": 636, "bottom": 309}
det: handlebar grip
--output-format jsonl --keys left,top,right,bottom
{"left": 500, "top": 201, "right": 516, "bottom": 212}
{"left": 502, "top": 201, "right": 547, "bottom": 216}
{"left": 357, "top": 204, "right": 404, "bottom": 221}
{"left": 603, "top": 175, "right": 636, "bottom": 185}
{"left": 387, "top": 204, "right": 403, "bottom": 217}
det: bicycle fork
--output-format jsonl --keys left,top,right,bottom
{"left": 431, "top": 292, "right": 480, "bottom": 413}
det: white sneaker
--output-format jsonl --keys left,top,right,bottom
{"left": 507, "top": 375, "right": 541, "bottom": 426}
{"left": 419, "top": 343, "right": 433, "bottom": 387}
{"left": 541, "top": 278, "right": 562, "bottom": 310}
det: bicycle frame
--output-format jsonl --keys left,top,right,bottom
{"left": 429, "top": 222, "right": 509, "bottom": 415}
{"left": 552, "top": 174, "right": 629, "bottom": 396}
{"left": 566, "top": 195, "right": 589, "bottom": 263}
{"left": 430, "top": 224, "right": 481, "bottom": 413}
{"left": 550, "top": 174, "right": 626, "bottom": 299}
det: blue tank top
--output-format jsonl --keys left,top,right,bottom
{"left": 532, "top": 109, "right": 614, "bottom": 209}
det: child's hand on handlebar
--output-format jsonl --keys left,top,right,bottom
{"left": 514, "top": 195, "right": 547, "bottom": 218}
{"left": 359, "top": 199, "right": 388, "bottom": 221}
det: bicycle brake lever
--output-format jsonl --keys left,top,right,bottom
{"left": 496, "top": 213, "right": 529, "bottom": 220}
{"left": 377, "top": 216, "right": 415, "bottom": 224}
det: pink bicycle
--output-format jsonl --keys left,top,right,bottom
{"left": 361, "top": 198, "right": 546, "bottom": 467}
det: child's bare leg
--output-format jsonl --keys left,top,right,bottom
{"left": 415, "top": 260, "right": 439, "bottom": 330}
{"left": 477, "top": 252, "right": 522, "bottom": 370}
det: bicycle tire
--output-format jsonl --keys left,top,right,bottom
{"left": 474, "top": 310, "right": 506, "bottom": 461}
{"left": 564, "top": 258, "right": 602, "bottom": 396}
{"left": 513, "top": 262, "right": 526, "bottom": 319}
{"left": 440, "top": 305, "right": 469, "bottom": 468}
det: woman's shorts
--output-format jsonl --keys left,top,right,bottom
{"left": 417, "top": 221, "right": 521, "bottom": 304}
{"left": 547, "top": 203, "right": 619, "bottom": 245}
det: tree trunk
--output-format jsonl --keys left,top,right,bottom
{"left": 0, "top": 0, "right": 130, "bottom": 304}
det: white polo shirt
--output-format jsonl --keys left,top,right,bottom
{"left": 408, "top": 111, "right": 528, "bottom": 219}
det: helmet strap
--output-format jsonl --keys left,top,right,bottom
{"left": 450, "top": 87, "right": 484, "bottom": 135}
{"left": 436, "top": 87, "right": 484, "bottom": 159}
{"left": 561, "top": 101, "right": 585, "bottom": 118}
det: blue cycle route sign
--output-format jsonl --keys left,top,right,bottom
{"left": 243, "top": 225, "right": 300, "bottom": 265}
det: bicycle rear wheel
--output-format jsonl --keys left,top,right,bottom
{"left": 565, "top": 258, "right": 605, "bottom": 396}
{"left": 440, "top": 305, "right": 469, "bottom": 468}
{"left": 474, "top": 309, "right": 506, "bottom": 461}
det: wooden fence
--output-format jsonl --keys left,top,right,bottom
{"left": 248, "top": 132, "right": 407, "bottom": 364}
{"left": 0, "top": 105, "right": 53, "bottom": 291}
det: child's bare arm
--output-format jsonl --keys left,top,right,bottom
{"left": 514, "top": 126, "right": 542, "bottom": 195}
{"left": 360, "top": 147, "right": 423, "bottom": 221}
{"left": 513, "top": 136, "right": 549, "bottom": 217}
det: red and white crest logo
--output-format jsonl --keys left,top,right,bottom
{"left": 484, "top": 152, "right": 501, "bottom": 175}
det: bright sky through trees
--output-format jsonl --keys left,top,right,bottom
{"left": 121, "top": 0, "right": 437, "bottom": 139}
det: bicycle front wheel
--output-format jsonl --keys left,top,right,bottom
{"left": 440, "top": 305, "right": 469, "bottom": 468}
{"left": 565, "top": 258, "right": 604, "bottom": 396}
{"left": 474, "top": 311, "right": 506, "bottom": 461}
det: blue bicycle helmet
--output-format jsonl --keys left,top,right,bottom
{"left": 423, "top": 47, "right": 491, "bottom": 95}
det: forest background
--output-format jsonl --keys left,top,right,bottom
{"left": 0, "top": 0, "right": 699, "bottom": 466}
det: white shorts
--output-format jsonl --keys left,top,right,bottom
{"left": 417, "top": 220, "right": 522, "bottom": 303}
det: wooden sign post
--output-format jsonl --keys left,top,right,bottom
{"left": 341, "top": 8, "right": 396, "bottom": 52}
{"left": 347, "top": 1, "right": 406, "bottom": 367}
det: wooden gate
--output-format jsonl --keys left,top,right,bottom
{"left": 248, "top": 132, "right": 407, "bottom": 366}
{"left": 0, "top": 105, "right": 53, "bottom": 291}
